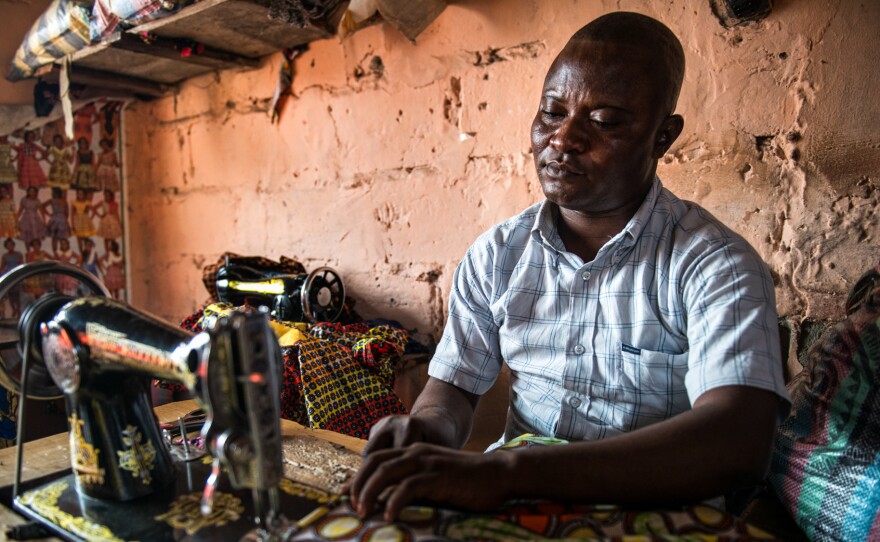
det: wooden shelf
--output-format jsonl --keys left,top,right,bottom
{"left": 30, "top": 0, "right": 448, "bottom": 99}
{"left": 58, "top": 0, "right": 347, "bottom": 97}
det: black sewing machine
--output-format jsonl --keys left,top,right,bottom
{"left": 0, "top": 261, "right": 330, "bottom": 541}
{"left": 215, "top": 259, "right": 345, "bottom": 323}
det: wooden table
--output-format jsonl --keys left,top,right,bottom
{"left": 0, "top": 400, "right": 365, "bottom": 541}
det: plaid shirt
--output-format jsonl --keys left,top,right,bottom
{"left": 429, "top": 178, "right": 789, "bottom": 447}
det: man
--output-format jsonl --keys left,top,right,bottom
{"left": 349, "top": 11, "right": 790, "bottom": 521}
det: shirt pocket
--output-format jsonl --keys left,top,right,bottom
{"left": 616, "top": 343, "right": 691, "bottom": 429}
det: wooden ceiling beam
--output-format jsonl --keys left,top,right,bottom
{"left": 48, "top": 65, "right": 175, "bottom": 98}
{"left": 111, "top": 32, "right": 261, "bottom": 70}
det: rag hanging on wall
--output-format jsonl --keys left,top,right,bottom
{"left": 269, "top": 45, "right": 309, "bottom": 124}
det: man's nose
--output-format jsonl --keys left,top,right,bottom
{"left": 549, "top": 117, "right": 588, "bottom": 154}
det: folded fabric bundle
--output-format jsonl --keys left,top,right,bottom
{"left": 287, "top": 322, "right": 408, "bottom": 438}
{"left": 172, "top": 304, "right": 409, "bottom": 440}
{"left": 90, "top": 0, "right": 195, "bottom": 42}
{"left": 769, "top": 264, "right": 880, "bottom": 541}
{"left": 7, "top": 0, "right": 91, "bottom": 82}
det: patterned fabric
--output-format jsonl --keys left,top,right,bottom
{"left": 0, "top": 197, "right": 19, "bottom": 237}
{"left": 90, "top": 0, "right": 193, "bottom": 41}
{"left": 18, "top": 196, "right": 47, "bottom": 245}
{"left": 768, "top": 264, "right": 880, "bottom": 542}
{"left": 168, "top": 305, "right": 408, "bottom": 440}
{"left": 72, "top": 150, "right": 98, "bottom": 191}
{"left": 95, "top": 200, "right": 123, "bottom": 238}
{"left": 429, "top": 177, "right": 789, "bottom": 448}
{"left": 291, "top": 324, "right": 408, "bottom": 437}
{"left": 70, "top": 199, "right": 95, "bottom": 237}
{"left": 47, "top": 146, "right": 72, "bottom": 187}
{"left": 15, "top": 144, "right": 47, "bottom": 188}
{"left": 45, "top": 198, "right": 71, "bottom": 240}
{"left": 0, "top": 144, "right": 16, "bottom": 184}
{"left": 7, "top": 0, "right": 92, "bottom": 81}
{"left": 288, "top": 498, "right": 776, "bottom": 541}
{"left": 496, "top": 433, "right": 570, "bottom": 450}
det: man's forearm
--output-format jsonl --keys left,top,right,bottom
{"left": 498, "top": 386, "right": 779, "bottom": 505}
{"left": 409, "top": 377, "right": 481, "bottom": 449}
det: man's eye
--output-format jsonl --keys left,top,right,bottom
{"left": 591, "top": 118, "right": 620, "bottom": 128}
{"left": 541, "top": 109, "right": 564, "bottom": 119}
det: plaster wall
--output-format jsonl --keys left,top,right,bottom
{"left": 0, "top": 0, "right": 53, "bottom": 105}
{"left": 124, "top": 0, "right": 879, "bottom": 327}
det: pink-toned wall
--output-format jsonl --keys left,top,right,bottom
{"left": 3, "top": 0, "right": 880, "bottom": 447}
{"left": 1, "top": 0, "right": 53, "bottom": 105}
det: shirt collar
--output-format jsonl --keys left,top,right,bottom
{"left": 530, "top": 176, "right": 664, "bottom": 252}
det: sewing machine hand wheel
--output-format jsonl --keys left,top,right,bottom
{"left": 0, "top": 260, "right": 110, "bottom": 399}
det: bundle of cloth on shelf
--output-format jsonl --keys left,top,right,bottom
{"left": 7, "top": 0, "right": 91, "bottom": 82}
{"left": 6, "top": 0, "right": 193, "bottom": 82}
{"left": 90, "top": 0, "right": 194, "bottom": 41}
{"left": 157, "top": 253, "right": 413, "bottom": 440}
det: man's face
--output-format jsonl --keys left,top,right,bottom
{"left": 531, "top": 40, "right": 674, "bottom": 215}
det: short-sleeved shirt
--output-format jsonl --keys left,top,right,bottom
{"left": 428, "top": 177, "right": 790, "bottom": 447}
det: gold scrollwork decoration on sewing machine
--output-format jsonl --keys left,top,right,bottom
{"left": 278, "top": 479, "right": 335, "bottom": 503}
{"left": 155, "top": 491, "right": 244, "bottom": 535}
{"left": 20, "top": 481, "right": 124, "bottom": 542}
{"left": 116, "top": 424, "right": 157, "bottom": 484}
{"left": 69, "top": 413, "right": 105, "bottom": 486}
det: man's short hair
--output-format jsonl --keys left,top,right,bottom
{"left": 570, "top": 12, "right": 685, "bottom": 114}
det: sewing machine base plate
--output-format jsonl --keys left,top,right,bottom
{"left": 12, "top": 459, "right": 331, "bottom": 541}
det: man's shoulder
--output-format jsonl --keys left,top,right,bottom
{"left": 652, "top": 186, "right": 770, "bottom": 279}
{"left": 471, "top": 201, "right": 544, "bottom": 252}
{"left": 655, "top": 187, "right": 752, "bottom": 248}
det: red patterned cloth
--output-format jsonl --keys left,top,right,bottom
{"left": 290, "top": 324, "right": 408, "bottom": 438}
{"left": 162, "top": 307, "right": 408, "bottom": 440}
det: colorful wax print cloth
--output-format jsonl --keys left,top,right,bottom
{"left": 768, "top": 264, "right": 880, "bottom": 542}
{"left": 287, "top": 498, "right": 777, "bottom": 541}
{"left": 288, "top": 322, "right": 408, "bottom": 438}
{"left": 171, "top": 304, "right": 408, "bottom": 440}
{"left": 90, "top": 0, "right": 194, "bottom": 41}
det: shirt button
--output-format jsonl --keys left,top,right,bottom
{"left": 569, "top": 397, "right": 582, "bottom": 408}
{"left": 582, "top": 271, "right": 591, "bottom": 280}
{"left": 573, "top": 345, "right": 585, "bottom": 355}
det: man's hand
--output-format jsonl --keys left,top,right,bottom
{"left": 360, "top": 415, "right": 433, "bottom": 456}
{"left": 347, "top": 385, "right": 781, "bottom": 519}
{"left": 349, "top": 443, "right": 513, "bottom": 521}
{"left": 346, "top": 378, "right": 482, "bottom": 515}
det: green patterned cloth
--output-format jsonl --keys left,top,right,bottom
{"left": 769, "top": 264, "right": 880, "bottom": 541}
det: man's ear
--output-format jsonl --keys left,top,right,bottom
{"left": 653, "top": 114, "right": 684, "bottom": 158}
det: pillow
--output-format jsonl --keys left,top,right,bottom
{"left": 7, "top": 0, "right": 91, "bottom": 82}
{"left": 768, "top": 264, "right": 880, "bottom": 541}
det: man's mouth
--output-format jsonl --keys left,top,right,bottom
{"left": 543, "top": 159, "right": 585, "bottom": 178}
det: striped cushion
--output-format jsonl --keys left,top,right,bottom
{"left": 769, "top": 265, "right": 880, "bottom": 541}
{"left": 7, "top": 0, "right": 91, "bottom": 81}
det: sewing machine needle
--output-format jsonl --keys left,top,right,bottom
{"left": 178, "top": 417, "right": 191, "bottom": 457}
